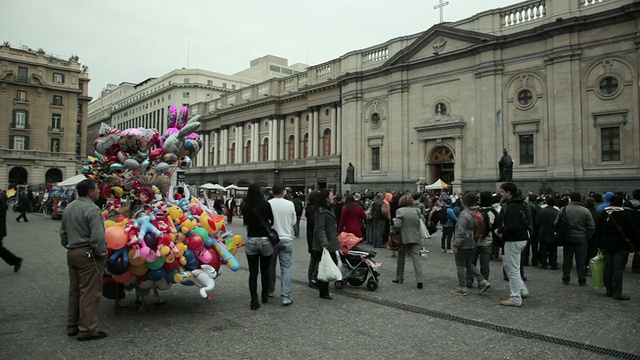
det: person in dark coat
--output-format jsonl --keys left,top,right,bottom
{"left": 15, "top": 190, "right": 30, "bottom": 222}
{"left": 0, "top": 190, "right": 22, "bottom": 272}
{"left": 623, "top": 189, "right": 640, "bottom": 273}
{"left": 305, "top": 191, "right": 320, "bottom": 288}
{"left": 536, "top": 197, "right": 560, "bottom": 270}
{"left": 312, "top": 189, "right": 340, "bottom": 300}
{"left": 594, "top": 194, "right": 639, "bottom": 300}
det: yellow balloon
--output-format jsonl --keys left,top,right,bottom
{"left": 131, "top": 263, "right": 148, "bottom": 276}
{"left": 129, "top": 249, "right": 146, "bottom": 266}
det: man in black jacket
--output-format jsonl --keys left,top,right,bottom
{"left": 15, "top": 190, "right": 30, "bottom": 222}
{"left": 623, "top": 189, "right": 640, "bottom": 273}
{"left": 559, "top": 192, "right": 595, "bottom": 286}
{"left": 495, "top": 182, "right": 530, "bottom": 307}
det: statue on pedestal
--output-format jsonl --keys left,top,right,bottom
{"left": 498, "top": 149, "right": 513, "bottom": 182}
{"left": 345, "top": 162, "right": 355, "bottom": 184}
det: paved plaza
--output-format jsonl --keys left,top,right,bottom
{"left": 1, "top": 214, "right": 639, "bottom": 359}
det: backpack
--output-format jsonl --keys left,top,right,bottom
{"left": 468, "top": 210, "right": 485, "bottom": 241}
{"left": 371, "top": 199, "right": 384, "bottom": 219}
{"left": 480, "top": 207, "right": 497, "bottom": 238}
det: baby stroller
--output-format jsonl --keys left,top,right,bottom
{"left": 335, "top": 232, "right": 381, "bottom": 291}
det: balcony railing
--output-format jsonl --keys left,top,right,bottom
{"left": 502, "top": 0, "right": 546, "bottom": 28}
{"left": 362, "top": 46, "right": 390, "bottom": 64}
{"left": 16, "top": 77, "right": 30, "bottom": 84}
{"left": 14, "top": 98, "right": 29, "bottom": 103}
{"left": 10, "top": 124, "right": 30, "bottom": 130}
{"left": 51, "top": 102, "right": 64, "bottom": 107}
{"left": 48, "top": 126, "right": 64, "bottom": 133}
{"left": 582, "top": 0, "right": 608, "bottom": 6}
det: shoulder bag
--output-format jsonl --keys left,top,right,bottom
{"left": 252, "top": 207, "right": 280, "bottom": 245}
{"left": 608, "top": 213, "right": 636, "bottom": 252}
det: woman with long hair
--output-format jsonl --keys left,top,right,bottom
{"left": 391, "top": 194, "right": 425, "bottom": 289}
{"left": 312, "top": 189, "right": 340, "bottom": 299}
{"left": 339, "top": 194, "right": 367, "bottom": 239}
{"left": 305, "top": 190, "right": 320, "bottom": 288}
{"left": 241, "top": 184, "right": 274, "bottom": 310}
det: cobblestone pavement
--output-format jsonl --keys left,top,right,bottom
{"left": 1, "top": 214, "right": 638, "bottom": 359}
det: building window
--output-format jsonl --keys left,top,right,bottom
{"left": 270, "top": 65, "right": 281, "bottom": 72}
{"left": 517, "top": 89, "right": 534, "bottom": 107}
{"left": 245, "top": 140, "right": 251, "bottom": 162}
{"left": 77, "top": 103, "right": 82, "bottom": 114}
{"left": 183, "top": 92, "right": 189, "bottom": 98}
{"left": 435, "top": 102, "right": 448, "bottom": 116}
{"left": 519, "top": 134, "right": 534, "bottom": 165}
{"left": 52, "top": 95, "right": 63, "bottom": 106}
{"left": 262, "top": 138, "right": 269, "bottom": 161}
{"left": 231, "top": 84, "right": 236, "bottom": 90}
{"left": 76, "top": 142, "right": 81, "bottom": 155}
{"left": 16, "top": 90, "right": 27, "bottom": 101}
{"left": 51, "top": 138, "right": 60, "bottom": 153}
{"left": 184, "top": 78, "right": 190, "bottom": 84}
{"left": 322, "top": 129, "right": 331, "bottom": 156}
{"left": 599, "top": 77, "right": 619, "bottom": 96}
{"left": 14, "top": 110, "right": 27, "bottom": 129}
{"left": 229, "top": 142, "right": 235, "bottom": 164}
{"left": 371, "top": 113, "right": 381, "bottom": 127}
{"left": 302, "top": 133, "right": 309, "bottom": 158}
{"left": 222, "top": 83, "right": 227, "bottom": 88}
{"left": 53, "top": 73, "right": 65, "bottom": 83}
{"left": 601, "top": 127, "right": 620, "bottom": 162}
{"left": 12, "top": 136, "right": 26, "bottom": 150}
{"left": 168, "top": 94, "right": 171, "bottom": 100}
{"left": 207, "top": 80, "right": 213, "bottom": 86}
{"left": 51, "top": 114, "right": 61, "bottom": 130}
{"left": 288, "top": 135, "right": 295, "bottom": 160}
{"left": 371, "top": 147, "right": 381, "bottom": 171}
{"left": 17, "top": 66, "right": 28, "bottom": 82}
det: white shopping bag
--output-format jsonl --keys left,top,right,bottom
{"left": 317, "top": 248, "right": 342, "bottom": 282}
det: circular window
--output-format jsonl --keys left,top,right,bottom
{"left": 371, "top": 113, "right": 381, "bottom": 127}
{"left": 515, "top": 89, "right": 535, "bottom": 110}
{"left": 599, "top": 76, "right": 619, "bottom": 96}
{"left": 435, "top": 102, "right": 448, "bottom": 116}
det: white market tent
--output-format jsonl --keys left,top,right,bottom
{"left": 424, "top": 179, "right": 450, "bottom": 190}
{"left": 224, "top": 184, "right": 248, "bottom": 191}
{"left": 56, "top": 174, "right": 87, "bottom": 188}
{"left": 199, "top": 183, "right": 226, "bottom": 191}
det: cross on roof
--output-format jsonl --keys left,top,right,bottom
{"left": 434, "top": 0, "right": 449, "bottom": 24}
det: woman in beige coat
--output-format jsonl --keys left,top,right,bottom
{"left": 392, "top": 194, "right": 425, "bottom": 289}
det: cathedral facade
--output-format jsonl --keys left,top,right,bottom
{"left": 188, "top": 0, "right": 640, "bottom": 194}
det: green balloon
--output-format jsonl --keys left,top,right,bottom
{"left": 191, "top": 227, "right": 209, "bottom": 238}
{"left": 146, "top": 256, "right": 165, "bottom": 270}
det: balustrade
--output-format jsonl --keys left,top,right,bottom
{"left": 582, "top": 0, "right": 607, "bottom": 6}
{"left": 258, "top": 83, "right": 270, "bottom": 96}
{"left": 362, "top": 46, "right": 389, "bottom": 64}
{"left": 241, "top": 88, "right": 252, "bottom": 101}
{"left": 316, "top": 64, "right": 332, "bottom": 78}
{"left": 298, "top": 73, "right": 308, "bottom": 86}
{"left": 284, "top": 77, "right": 295, "bottom": 92}
{"left": 502, "top": 1, "right": 546, "bottom": 27}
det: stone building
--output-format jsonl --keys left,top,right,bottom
{"left": 0, "top": 43, "right": 91, "bottom": 190}
{"left": 187, "top": 0, "right": 640, "bottom": 195}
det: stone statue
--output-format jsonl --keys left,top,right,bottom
{"left": 498, "top": 149, "right": 513, "bottom": 182}
{"left": 345, "top": 162, "right": 355, "bottom": 184}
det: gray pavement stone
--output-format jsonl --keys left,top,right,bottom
{"left": 0, "top": 214, "right": 638, "bottom": 359}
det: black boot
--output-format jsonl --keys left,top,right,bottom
{"left": 613, "top": 291, "right": 630, "bottom": 301}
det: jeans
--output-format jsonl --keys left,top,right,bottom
{"left": 245, "top": 237, "right": 274, "bottom": 303}
{"left": 503, "top": 241, "right": 528, "bottom": 303}
{"left": 471, "top": 245, "right": 491, "bottom": 283}
{"left": 538, "top": 242, "right": 558, "bottom": 267}
{"left": 441, "top": 227, "right": 454, "bottom": 250}
{"left": 294, "top": 217, "right": 301, "bottom": 238}
{"left": 603, "top": 249, "right": 629, "bottom": 293}
{"left": 562, "top": 241, "right": 587, "bottom": 284}
{"left": 269, "top": 238, "right": 293, "bottom": 301}
{"left": 395, "top": 243, "right": 424, "bottom": 284}
{"left": 456, "top": 249, "right": 485, "bottom": 291}
{"left": 372, "top": 219, "right": 386, "bottom": 247}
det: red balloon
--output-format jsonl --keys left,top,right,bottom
{"left": 112, "top": 270, "right": 134, "bottom": 284}
{"left": 207, "top": 249, "right": 221, "bottom": 272}
{"left": 163, "top": 259, "right": 180, "bottom": 271}
{"left": 186, "top": 234, "right": 204, "bottom": 250}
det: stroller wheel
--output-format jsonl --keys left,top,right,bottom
{"left": 334, "top": 280, "right": 345, "bottom": 290}
{"left": 366, "top": 280, "right": 378, "bottom": 292}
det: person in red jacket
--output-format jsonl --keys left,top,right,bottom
{"left": 339, "top": 195, "right": 367, "bottom": 238}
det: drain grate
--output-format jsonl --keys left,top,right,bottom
{"left": 290, "top": 278, "right": 639, "bottom": 359}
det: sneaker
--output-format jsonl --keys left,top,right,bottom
{"left": 446, "top": 250, "right": 454, "bottom": 254}
{"left": 442, "top": 249, "right": 447, "bottom": 253}
{"left": 500, "top": 299, "right": 522, "bottom": 307}
{"left": 450, "top": 289, "right": 468, "bottom": 296}
{"left": 77, "top": 331, "right": 108, "bottom": 341}
{"left": 479, "top": 282, "right": 491, "bottom": 293}
{"left": 282, "top": 299, "right": 293, "bottom": 306}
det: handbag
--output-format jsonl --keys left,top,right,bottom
{"left": 252, "top": 207, "right": 280, "bottom": 245}
{"left": 417, "top": 209, "right": 429, "bottom": 239}
{"left": 386, "top": 231, "right": 402, "bottom": 250}
{"left": 608, "top": 213, "right": 636, "bottom": 252}
{"left": 317, "top": 248, "right": 342, "bottom": 282}
{"left": 589, "top": 252, "right": 605, "bottom": 290}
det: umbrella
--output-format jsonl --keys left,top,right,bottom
{"left": 424, "top": 179, "right": 449, "bottom": 190}
{"left": 57, "top": 174, "right": 87, "bottom": 187}
{"left": 6, "top": 188, "right": 16, "bottom": 197}
{"left": 199, "top": 183, "right": 226, "bottom": 191}
{"left": 224, "top": 184, "right": 248, "bottom": 191}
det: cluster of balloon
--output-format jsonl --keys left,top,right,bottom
{"left": 104, "top": 186, "right": 244, "bottom": 300}
{"left": 84, "top": 105, "right": 203, "bottom": 212}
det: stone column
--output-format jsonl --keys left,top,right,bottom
{"left": 203, "top": 132, "right": 209, "bottom": 167}
{"left": 453, "top": 136, "right": 463, "bottom": 194}
{"left": 212, "top": 130, "right": 218, "bottom": 166}
{"left": 307, "top": 111, "right": 313, "bottom": 158}
{"left": 312, "top": 107, "right": 319, "bottom": 157}
{"left": 330, "top": 105, "right": 337, "bottom": 155}
{"left": 279, "top": 117, "right": 285, "bottom": 161}
{"left": 294, "top": 113, "right": 300, "bottom": 159}
{"left": 236, "top": 123, "right": 243, "bottom": 163}
{"left": 220, "top": 127, "right": 228, "bottom": 165}
{"left": 253, "top": 120, "right": 259, "bottom": 162}
{"left": 268, "top": 118, "right": 275, "bottom": 161}
{"left": 196, "top": 135, "right": 204, "bottom": 166}
{"left": 336, "top": 105, "right": 342, "bottom": 154}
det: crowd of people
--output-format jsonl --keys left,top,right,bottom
{"left": 240, "top": 182, "right": 639, "bottom": 309}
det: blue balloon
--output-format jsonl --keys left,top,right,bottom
{"left": 147, "top": 269, "right": 165, "bottom": 281}
{"left": 204, "top": 236, "right": 214, "bottom": 248}
{"left": 165, "top": 269, "right": 179, "bottom": 283}
{"left": 181, "top": 280, "right": 195, "bottom": 286}
{"left": 183, "top": 249, "right": 196, "bottom": 262}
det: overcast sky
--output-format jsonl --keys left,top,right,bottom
{"left": 2, "top": 0, "right": 516, "bottom": 98}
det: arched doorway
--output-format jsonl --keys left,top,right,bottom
{"left": 429, "top": 146, "right": 454, "bottom": 184}
{"left": 9, "top": 166, "right": 28, "bottom": 186}
{"left": 45, "top": 168, "right": 63, "bottom": 183}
